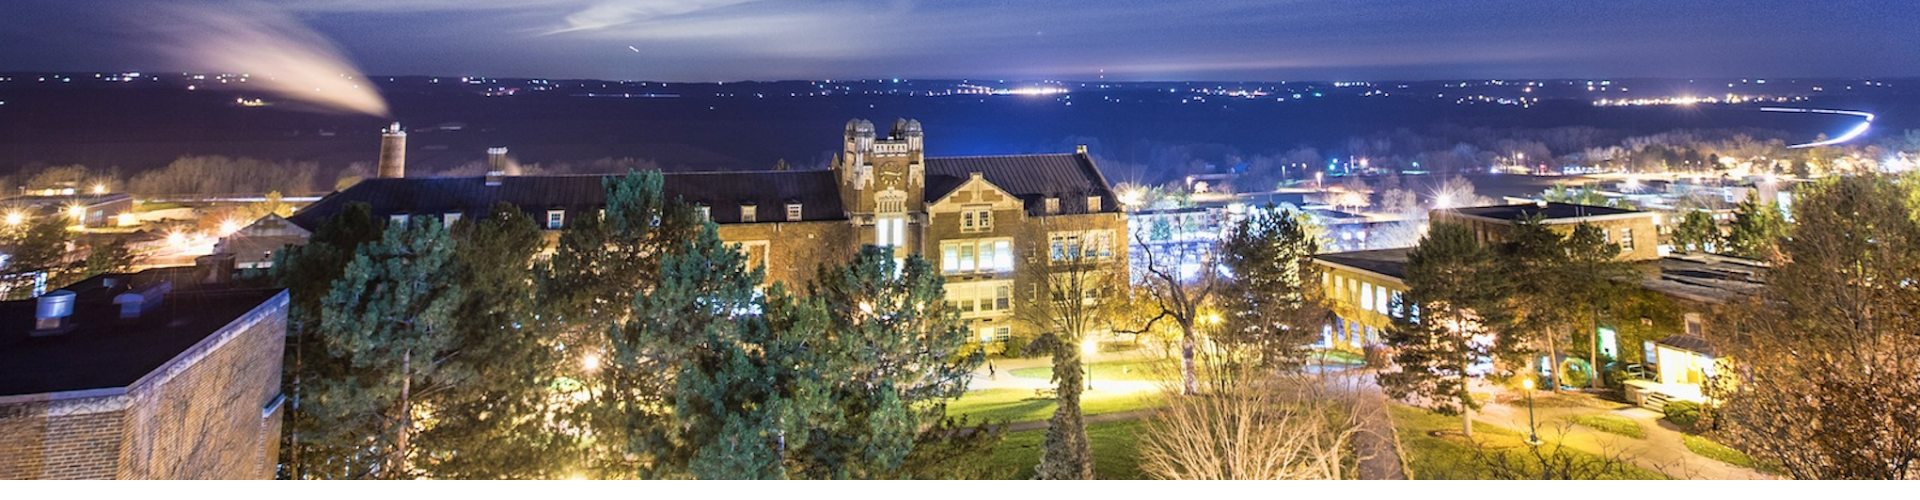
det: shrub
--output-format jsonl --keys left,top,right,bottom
{"left": 1001, "top": 335, "right": 1031, "bottom": 359}
{"left": 1664, "top": 400, "right": 1703, "bottom": 428}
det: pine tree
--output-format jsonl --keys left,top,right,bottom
{"left": 1670, "top": 209, "right": 1723, "bottom": 254}
{"left": 1216, "top": 205, "right": 1330, "bottom": 373}
{"left": 1380, "top": 223, "right": 1500, "bottom": 436}
{"left": 412, "top": 202, "right": 573, "bottom": 478}
{"left": 1559, "top": 223, "right": 1634, "bottom": 389}
{"left": 271, "top": 202, "right": 382, "bottom": 479}
{"left": 796, "top": 246, "right": 989, "bottom": 479}
{"left": 308, "top": 217, "right": 464, "bottom": 479}
{"left": 80, "top": 237, "right": 138, "bottom": 277}
{"left": 1726, "top": 191, "right": 1789, "bottom": 261}
{"left": 2, "top": 215, "right": 72, "bottom": 299}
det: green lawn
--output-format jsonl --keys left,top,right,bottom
{"left": 1389, "top": 405, "right": 1665, "bottom": 480}
{"left": 1682, "top": 434, "right": 1760, "bottom": 470}
{"left": 1008, "top": 359, "right": 1177, "bottom": 382}
{"left": 984, "top": 419, "right": 1146, "bottom": 479}
{"left": 1567, "top": 414, "right": 1646, "bottom": 439}
{"left": 947, "top": 388, "right": 1163, "bottom": 424}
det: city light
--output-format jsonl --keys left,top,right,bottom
{"left": 581, "top": 354, "right": 601, "bottom": 372}
{"left": 3, "top": 211, "right": 22, "bottom": 226}
{"left": 91, "top": 183, "right": 107, "bottom": 194}
{"left": 65, "top": 204, "right": 86, "bottom": 220}
{"left": 218, "top": 218, "right": 243, "bottom": 236}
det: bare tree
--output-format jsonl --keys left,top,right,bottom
{"left": 1137, "top": 333, "right": 1369, "bottom": 480}
{"left": 1126, "top": 234, "right": 1222, "bottom": 396}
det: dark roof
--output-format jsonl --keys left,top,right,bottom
{"left": 1314, "top": 248, "right": 1413, "bottom": 280}
{"left": 289, "top": 169, "right": 847, "bottom": 229}
{"left": 1448, "top": 202, "right": 1641, "bottom": 222}
{"left": 0, "top": 270, "right": 285, "bottom": 397}
{"left": 925, "top": 153, "right": 1120, "bottom": 215}
{"left": 1639, "top": 254, "right": 1768, "bottom": 304}
{"left": 1656, "top": 335, "right": 1719, "bottom": 357}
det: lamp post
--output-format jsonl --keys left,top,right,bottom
{"left": 1523, "top": 378, "right": 1541, "bottom": 446}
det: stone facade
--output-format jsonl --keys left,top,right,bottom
{"left": 0, "top": 290, "right": 288, "bottom": 480}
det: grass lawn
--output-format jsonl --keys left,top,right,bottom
{"left": 1389, "top": 405, "right": 1665, "bottom": 480}
{"left": 1682, "top": 434, "right": 1761, "bottom": 470}
{"left": 984, "top": 419, "right": 1145, "bottom": 479}
{"left": 1008, "top": 359, "right": 1176, "bottom": 382}
{"left": 1567, "top": 414, "right": 1646, "bottom": 439}
{"left": 1313, "top": 349, "right": 1367, "bottom": 365}
{"left": 947, "top": 388, "right": 1163, "bottom": 424}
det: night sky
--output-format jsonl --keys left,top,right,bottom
{"left": 4, "top": 0, "right": 1917, "bottom": 81}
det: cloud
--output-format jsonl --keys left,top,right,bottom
{"left": 542, "top": 0, "right": 758, "bottom": 35}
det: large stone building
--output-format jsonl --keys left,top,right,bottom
{"left": 275, "top": 118, "right": 1127, "bottom": 348}
{"left": 0, "top": 267, "right": 288, "bottom": 479}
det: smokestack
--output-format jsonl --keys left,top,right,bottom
{"left": 378, "top": 122, "right": 406, "bottom": 179}
{"left": 486, "top": 147, "right": 508, "bottom": 187}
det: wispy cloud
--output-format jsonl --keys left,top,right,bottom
{"left": 143, "top": 1, "right": 389, "bottom": 116}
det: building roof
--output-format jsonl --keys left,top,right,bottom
{"left": 1313, "top": 247, "right": 1413, "bottom": 282}
{"left": 926, "top": 153, "right": 1120, "bottom": 215}
{"left": 1446, "top": 202, "right": 1642, "bottom": 222}
{"left": 0, "top": 269, "right": 286, "bottom": 397}
{"left": 1656, "top": 334, "right": 1719, "bottom": 357}
{"left": 1639, "top": 254, "right": 1768, "bottom": 304}
{"left": 288, "top": 169, "right": 848, "bottom": 229}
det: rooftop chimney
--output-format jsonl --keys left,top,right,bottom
{"left": 196, "top": 253, "right": 236, "bottom": 285}
{"left": 115, "top": 281, "right": 173, "bottom": 320}
{"left": 31, "top": 290, "right": 77, "bottom": 336}
{"left": 486, "top": 147, "right": 508, "bottom": 186}
{"left": 1076, "top": 144, "right": 1088, "bottom": 155}
{"left": 378, "top": 122, "right": 407, "bottom": 179}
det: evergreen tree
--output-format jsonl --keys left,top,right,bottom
{"left": 1559, "top": 223, "right": 1634, "bottom": 389}
{"left": 1486, "top": 216, "right": 1566, "bottom": 387}
{"left": 272, "top": 203, "right": 381, "bottom": 479}
{"left": 1726, "top": 191, "right": 1789, "bottom": 261}
{"left": 80, "top": 237, "right": 138, "bottom": 277}
{"left": 308, "top": 217, "right": 464, "bottom": 479}
{"left": 413, "top": 202, "right": 573, "bottom": 478}
{"left": 1670, "top": 209, "right": 1723, "bottom": 254}
{"left": 2, "top": 215, "right": 71, "bottom": 299}
{"left": 794, "top": 246, "right": 988, "bottom": 479}
{"left": 1380, "top": 223, "right": 1500, "bottom": 436}
{"left": 1216, "top": 205, "right": 1329, "bottom": 373}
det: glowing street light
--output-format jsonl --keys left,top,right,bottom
{"left": 3, "top": 211, "right": 23, "bottom": 226}
{"left": 218, "top": 218, "right": 243, "bottom": 236}
{"left": 582, "top": 354, "right": 601, "bottom": 372}
{"left": 91, "top": 183, "right": 107, "bottom": 195}
{"left": 65, "top": 204, "right": 85, "bottom": 220}
{"left": 1522, "top": 378, "right": 1541, "bottom": 447}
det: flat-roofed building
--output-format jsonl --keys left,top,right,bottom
{"left": 1431, "top": 202, "right": 1662, "bottom": 261}
{"left": 0, "top": 268, "right": 287, "bottom": 479}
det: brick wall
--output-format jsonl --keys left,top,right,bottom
{"left": 0, "top": 291, "right": 287, "bottom": 480}
{"left": 716, "top": 221, "right": 858, "bottom": 286}
{"left": 118, "top": 291, "right": 287, "bottom": 479}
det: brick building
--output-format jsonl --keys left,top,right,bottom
{"left": 277, "top": 118, "right": 1127, "bottom": 348}
{"left": 0, "top": 268, "right": 287, "bottom": 479}
{"left": 1429, "top": 201, "right": 1662, "bottom": 261}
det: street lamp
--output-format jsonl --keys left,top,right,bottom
{"left": 1522, "top": 378, "right": 1541, "bottom": 446}
{"left": 1082, "top": 337, "right": 1097, "bottom": 391}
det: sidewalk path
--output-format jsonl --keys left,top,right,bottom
{"left": 1351, "top": 372, "right": 1408, "bottom": 480}
{"left": 1472, "top": 393, "right": 1771, "bottom": 480}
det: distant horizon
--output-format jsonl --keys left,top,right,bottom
{"left": 6, "top": 71, "right": 1919, "bottom": 85}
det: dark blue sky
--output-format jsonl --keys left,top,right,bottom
{"left": 4, "top": 0, "right": 1917, "bottom": 81}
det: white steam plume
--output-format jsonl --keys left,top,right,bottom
{"left": 149, "top": 2, "right": 389, "bottom": 117}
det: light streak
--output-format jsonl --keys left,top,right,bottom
{"left": 1762, "top": 107, "right": 1875, "bottom": 148}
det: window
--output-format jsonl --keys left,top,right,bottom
{"left": 786, "top": 203, "right": 803, "bottom": 221}
{"left": 1390, "top": 291, "right": 1404, "bottom": 317}
{"left": 1044, "top": 197, "right": 1060, "bottom": 214}
{"left": 876, "top": 190, "right": 907, "bottom": 214}
{"left": 1684, "top": 313, "right": 1703, "bottom": 337}
{"left": 876, "top": 215, "right": 906, "bottom": 248}
{"left": 741, "top": 241, "right": 770, "bottom": 272}
{"left": 948, "top": 281, "right": 1013, "bottom": 317}
{"left": 389, "top": 214, "right": 409, "bottom": 225}
{"left": 741, "top": 204, "right": 757, "bottom": 223}
{"left": 546, "top": 209, "right": 565, "bottom": 230}
{"left": 443, "top": 212, "right": 462, "bottom": 227}
{"left": 1375, "top": 286, "right": 1389, "bottom": 315}
{"left": 961, "top": 207, "right": 992, "bottom": 233}
{"left": 696, "top": 205, "right": 711, "bottom": 221}
{"left": 942, "top": 238, "right": 1014, "bottom": 274}
{"left": 1360, "top": 283, "right": 1374, "bottom": 312}
{"left": 1087, "top": 196, "right": 1101, "bottom": 212}
{"left": 1620, "top": 227, "right": 1634, "bottom": 251}
{"left": 978, "top": 325, "right": 1011, "bottom": 343}
{"left": 1048, "top": 230, "right": 1114, "bottom": 262}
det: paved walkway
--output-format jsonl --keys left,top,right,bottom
{"left": 1473, "top": 392, "right": 1771, "bottom": 480}
{"left": 1351, "top": 372, "right": 1408, "bottom": 480}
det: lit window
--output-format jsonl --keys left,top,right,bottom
{"left": 959, "top": 244, "right": 975, "bottom": 272}
{"left": 1087, "top": 196, "right": 1101, "bottom": 212}
{"left": 741, "top": 204, "right": 757, "bottom": 223}
{"left": 1361, "top": 283, "right": 1375, "bottom": 311}
{"left": 1045, "top": 197, "right": 1060, "bottom": 214}
{"left": 697, "top": 205, "right": 711, "bottom": 221}
{"left": 786, "top": 203, "right": 803, "bottom": 221}
{"left": 1620, "top": 228, "right": 1634, "bottom": 251}
{"left": 943, "top": 244, "right": 960, "bottom": 272}
{"left": 546, "top": 209, "right": 565, "bottom": 229}
{"left": 390, "top": 214, "right": 409, "bottom": 225}
{"left": 443, "top": 213, "right": 462, "bottom": 227}
{"left": 994, "top": 240, "right": 1013, "bottom": 270}
{"left": 1375, "top": 286, "right": 1389, "bottom": 315}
